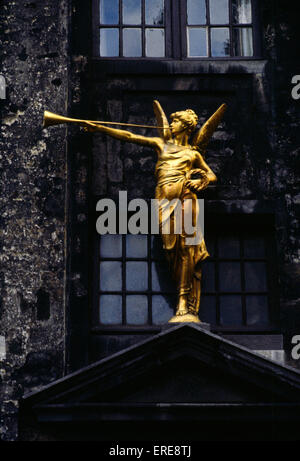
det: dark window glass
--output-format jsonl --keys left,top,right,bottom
{"left": 205, "top": 235, "right": 215, "bottom": 257}
{"left": 100, "top": 261, "right": 122, "bottom": 291}
{"left": 99, "top": 295, "right": 122, "bottom": 324}
{"left": 219, "top": 262, "right": 241, "bottom": 292}
{"left": 123, "top": 0, "right": 142, "bottom": 24}
{"left": 233, "top": 27, "right": 253, "bottom": 56}
{"left": 220, "top": 295, "right": 243, "bottom": 325}
{"left": 152, "top": 295, "right": 174, "bottom": 324}
{"left": 232, "top": 0, "right": 252, "bottom": 24}
{"left": 97, "top": 217, "right": 275, "bottom": 329}
{"left": 218, "top": 234, "right": 240, "bottom": 258}
{"left": 145, "top": 0, "right": 164, "bottom": 25}
{"left": 100, "top": 234, "right": 122, "bottom": 258}
{"left": 243, "top": 235, "right": 265, "bottom": 258}
{"left": 211, "top": 28, "right": 230, "bottom": 57}
{"left": 200, "top": 295, "right": 216, "bottom": 324}
{"left": 187, "top": 0, "right": 206, "bottom": 25}
{"left": 100, "top": 0, "right": 119, "bottom": 24}
{"left": 202, "top": 261, "right": 215, "bottom": 292}
{"left": 123, "top": 28, "right": 142, "bottom": 56}
{"left": 151, "top": 235, "right": 164, "bottom": 260}
{"left": 187, "top": 28, "right": 208, "bottom": 57}
{"left": 210, "top": 0, "right": 229, "bottom": 25}
{"left": 246, "top": 295, "right": 269, "bottom": 325}
{"left": 244, "top": 262, "right": 267, "bottom": 292}
{"left": 126, "top": 261, "right": 148, "bottom": 291}
{"left": 152, "top": 261, "right": 174, "bottom": 292}
{"left": 100, "top": 28, "right": 119, "bottom": 56}
{"left": 126, "top": 234, "right": 147, "bottom": 257}
{"left": 126, "top": 295, "right": 148, "bottom": 324}
{"left": 146, "top": 28, "right": 165, "bottom": 57}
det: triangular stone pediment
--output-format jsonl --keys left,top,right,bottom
{"left": 22, "top": 325, "right": 300, "bottom": 416}
{"left": 105, "top": 357, "right": 276, "bottom": 403}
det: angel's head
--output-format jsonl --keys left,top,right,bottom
{"left": 170, "top": 109, "right": 198, "bottom": 136}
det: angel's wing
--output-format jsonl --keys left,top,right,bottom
{"left": 153, "top": 100, "right": 172, "bottom": 141}
{"left": 192, "top": 103, "right": 227, "bottom": 153}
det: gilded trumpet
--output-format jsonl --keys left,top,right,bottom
{"left": 43, "top": 111, "right": 164, "bottom": 129}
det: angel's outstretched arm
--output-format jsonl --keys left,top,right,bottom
{"left": 85, "top": 121, "right": 164, "bottom": 151}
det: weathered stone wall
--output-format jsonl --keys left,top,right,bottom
{"left": 0, "top": 0, "right": 69, "bottom": 440}
{"left": 267, "top": 1, "right": 300, "bottom": 351}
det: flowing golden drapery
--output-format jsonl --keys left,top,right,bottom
{"left": 155, "top": 142, "right": 209, "bottom": 315}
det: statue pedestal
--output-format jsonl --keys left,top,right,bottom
{"left": 164, "top": 315, "right": 211, "bottom": 331}
{"left": 168, "top": 313, "right": 201, "bottom": 324}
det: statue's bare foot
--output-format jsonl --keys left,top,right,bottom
{"left": 176, "top": 296, "right": 188, "bottom": 316}
{"left": 176, "top": 306, "right": 188, "bottom": 316}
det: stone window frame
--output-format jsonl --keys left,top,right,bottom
{"left": 92, "top": 0, "right": 262, "bottom": 60}
{"left": 94, "top": 0, "right": 172, "bottom": 58}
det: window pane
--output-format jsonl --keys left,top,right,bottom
{"left": 232, "top": 0, "right": 252, "bottom": 24}
{"left": 187, "top": 27, "right": 208, "bottom": 57}
{"left": 126, "top": 295, "right": 148, "bottom": 324}
{"left": 126, "top": 261, "right": 148, "bottom": 290}
{"left": 152, "top": 295, "right": 175, "bottom": 324}
{"left": 205, "top": 235, "right": 215, "bottom": 257}
{"left": 233, "top": 27, "right": 253, "bottom": 56}
{"left": 246, "top": 295, "right": 269, "bottom": 326}
{"left": 126, "top": 234, "right": 147, "bottom": 258}
{"left": 244, "top": 236, "right": 265, "bottom": 258}
{"left": 123, "top": 28, "right": 142, "bottom": 56}
{"left": 100, "top": 28, "right": 119, "bottom": 57}
{"left": 187, "top": 0, "right": 206, "bottom": 25}
{"left": 219, "top": 262, "right": 241, "bottom": 292}
{"left": 210, "top": 0, "right": 229, "bottom": 24}
{"left": 145, "top": 0, "right": 164, "bottom": 25}
{"left": 218, "top": 235, "right": 240, "bottom": 258}
{"left": 100, "top": 295, "right": 122, "bottom": 324}
{"left": 220, "top": 295, "right": 243, "bottom": 325}
{"left": 211, "top": 28, "right": 230, "bottom": 57}
{"left": 146, "top": 28, "right": 165, "bottom": 57}
{"left": 202, "top": 262, "right": 215, "bottom": 292}
{"left": 123, "top": 0, "right": 141, "bottom": 24}
{"left": 100, "top": 0, "right": 119, "bottom": 24}
{"left": 152, "top": 262, "right": 174, "bottom": 292}
{"left": 100, "top": 261, "right": 122, "bottom": 291}
{"left": 244, "top": 262, "right": 267, "bottom": 292}
{"left": 200, "top": 295, "right": 216, "bottom": 324}
{"left": 151, "top": 235, "right": 164, "bottom": 260}
{"left": 100, "top": 234, "right": 122, "bottom": 258}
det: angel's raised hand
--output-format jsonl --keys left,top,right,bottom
{"left": 185, "top": 176, "right": 210, "bottom": 192}
{"left": 185, "top": 168, "right": 206, "bottom": 181}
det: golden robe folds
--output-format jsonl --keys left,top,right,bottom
{"left": 155, "top": 142, "right": 209, "bottom": 315}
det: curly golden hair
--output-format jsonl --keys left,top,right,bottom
{"left": 170, "top": 109, "right": 198, "bottom": 134}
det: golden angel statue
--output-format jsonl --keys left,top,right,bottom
{"left": 86, "top": 101, "right": 226, "bottom": 323}
{"left": 44, "top": 101, "right": 226, "bottom": 323}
